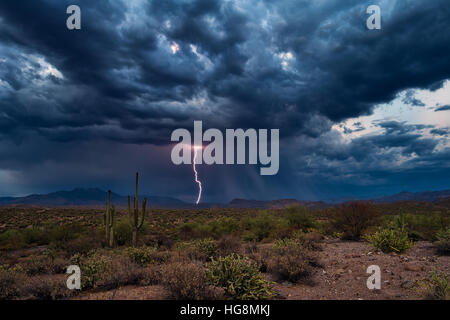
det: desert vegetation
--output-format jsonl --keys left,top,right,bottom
{"left": 0, "top": 193, "right": 449, "bottom": 300}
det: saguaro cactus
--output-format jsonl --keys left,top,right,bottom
{"left": 104, "top": 190, "right": 115, "bottom": 247}
{"left": 128, "top": 172, "right": 147, "bottom": 247}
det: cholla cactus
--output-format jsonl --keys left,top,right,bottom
{"left": 128, "top": 172, "right": 147, "bottom": 247}
{"left": 104, "top": 190, "right": 115, "bottom": 247}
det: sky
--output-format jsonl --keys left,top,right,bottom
{"left": 0, "top": 0, "right": 449, "bottom": 203}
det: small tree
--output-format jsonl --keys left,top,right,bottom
{"left": 332, "top": 202, "right": 378, "bottom": 240}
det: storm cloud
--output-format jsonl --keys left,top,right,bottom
{"left": 0, "top": 0, "right": 449, "bottom": 201}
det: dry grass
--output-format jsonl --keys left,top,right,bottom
{"left": 161, "top": 261, "right": 221, "bottom": 300}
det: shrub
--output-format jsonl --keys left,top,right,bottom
{"left": 22, "top": 275, "right": 74, "bottom": 300}
{"left": 435, "top": 228, "right": 450, "bottom": 255}
{"left": 114, "top": 219, "right": 133, "bottom": 246}
{"left": 71, "top": 251, "right": 111, "bottom": 290}
{"left": 178, "top": 221, "right": 214, "bottom": 240}
{"left": 71, "top": 250, "right": 143, "bottom": 290}
{"left": 0, "top": 229, "right": 26, "bottom": 250}
{"left": 60, "top": 232, "right": 103, "bottom": 257}
{"left": 146, "top": 233, "right": 175, "bottom": 249}
{"left": 380, "top": 213, "right": 446, "bottom": 242}
{"left": 138, "top": 265, "right": 162, "bottom": 286}
{"left": 421, "top": 270, "right": 449, "bottom": 300}
{"left": 298, "top": 232, "right": 324, "bottom": 251}
{"left": 176, "top": 238, "right": 218, "bottom": 262}
{"left": 124, "top": 246, "right": 168, "bottom": 266}
{"left": 19, "top": 255, "right": 68, "bottom": 276}
{"left": 210, "top": 217, "right": 241, "bottom": 238}
{"left": 0, "top": 265, "right": 27, "bottom": 299}
{"left": 207, "top": 254, "right": 275, "bottom": 300}
{"left": 98, "top": 257, "right": 144, "bottom": 290}
{"left": 194, "top": 238, "right": 218, "bottom": 260}
{"left": 365, "top": 227, "right": 413, "bottom": 253}
{"left": 217, "top": 235, "right": 242, "bottom": 257}
{"left": 47, "top": 223, "right": 83, "bottom": 248}
{"left": 266, "top": 240, "right": 317, "bottom": 283}
{"left": 331, "top": 202, "right": 378, "bottom": 240}
{"left": 23, "top": 227, "right": 49, "bottom": 246}
{"left": 242, "top": 212, "right": 284, "bottom": 242}
{"left": 285, "top": 206, "right": 317, "bottom": 231}
{"left": 246, "top": 246, "right": 269, "bottom": 273}
{"left": 161, "top": 262, "right": 220, "bottom": 300}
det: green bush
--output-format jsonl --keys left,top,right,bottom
{"left": 60, "top": 232, "right": 103, "bottom": 257}
{"left": 23, "top": 227, "right": 49, "bottom": 246}
{"left": 47, "top": 223, "right": 83, "bottom": 248}
{"left": 365, "top": 226, "right": 413, "bottom": 253}
{"left": 266, "top": 240, "right": 317, "bottom": 283}
{"left": 114, "top": 219, "right": 133, "bottom": 246}
{"left": 71, "top": 251, "right": 111, "bottom": 289}
{"left": 124, "top": 246, "right": 167, "bottom": 266}
{"left": 207, "top": 254, "right": 275, "bottom": 300}
{"left": 421, "top": 270, "right": 449, "bottom": 300}
{"left": 0, "top": 229, "right": 26, "bottom": 250}
{"left": 176, "top": 238, "right": 218, "bottom": 262}
{"left": 383, "top": 213, "right": 448, "bottom": 241}
{"left": 71, "top": 250, "right": 143, "bottom": 290}
{"left": 435, "top": 228, "right": 450, "bottom": 255}
{"left": 178, "top": 221, "right": 214, "bottom": 239}
{"left": 285, "top": 206, "right": 317, "bottom": 231}
{"left": 242, "top": 212, "right": 285, "bottom": 242}
{"left": 194, "top": 238, "right": 218, "bottom": 260}
{"left": 210, "top": 217, "right": 241, "bottom": 238}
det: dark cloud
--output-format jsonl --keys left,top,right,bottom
{"left": 435, "top": 105, "right": 450, "bottom": 112}
{"left": 402, "top": 90, "right": 425, "bottom": 107}
{"left": 430, "top": 128, "right": 449, "bottom": 136}
{"left": 0, "top": 0, "right": 449, "bottom": 200}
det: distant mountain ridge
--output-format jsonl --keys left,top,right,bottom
{"left": 374, "top": 189, "right": 450, "bottom": 203}
{"left": 0, "top": 188, "right": 186, "bottom": 207}
{"left": 0, "top": 188, "right": 449, "bottom": 208}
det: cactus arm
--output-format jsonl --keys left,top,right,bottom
{"left": 109, "top": 205, "right": 115, "bottom": 247}
{"left": 138, "top": 197, "right": 147, "bottom": 229}
{"left": 110, "top": 205, "right": 115, "bottom": 227}
{"left": 135, "top": 172, "right": 139, "bottom": 205}
{"left": 134, "top": 196, "right": 139, "bottom": 228}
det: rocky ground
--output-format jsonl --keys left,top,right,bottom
{"left": 75, "top": 240, "right": 449, "bottom": 300}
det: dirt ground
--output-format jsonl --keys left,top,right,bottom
{"left": 75, "top": 240, "right": 449, "bottom": 300}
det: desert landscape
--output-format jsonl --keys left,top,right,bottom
{"left": 1, "top": 185, "right": 448, "bottom": 300}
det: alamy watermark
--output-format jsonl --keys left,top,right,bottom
{"left": 66, "top": 5, "right": 81, "bottom": 30}
{"left": 171, "top": 121, "right": 279, "bottom": 175}
{"left": 366, "top": 265, "right": 381, "bottom": 290}
{"left": 66, "top": 265, "right": 81, "bottom": 290}
{"left": 366, "top": 5, "right": 381, "bottom": 30}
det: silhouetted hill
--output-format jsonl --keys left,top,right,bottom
{"left": 0, "top": 188, "right": 186, "bottom": 207}
{"left": 374, "top": 190, "right": 450, "bottom": 203}
{"left": 1, "top": 188, "right": 449, "bottom": 208}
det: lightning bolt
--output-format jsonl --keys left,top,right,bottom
{"left": 193, "top": 146, "right": 202, "bottom": 205}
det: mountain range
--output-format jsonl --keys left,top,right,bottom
{"left": 0, "top": 188, "right": 449, "bottom": 208}
{"left": 0, "top": 188, "right": 185, "bottom": 208}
